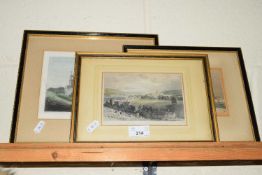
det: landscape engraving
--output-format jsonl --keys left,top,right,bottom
{"left": 102, "top": 72, "right": 186, "bottom": 125}
{"left": 211, "top": 68, "right": 229, "bottom": 116}
{"left": 38, "top": 51, "right": 75, "bottom": 119}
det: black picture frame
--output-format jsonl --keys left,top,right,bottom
{"left": 10, "top": 30, "right": 158, "bottom": 143}
{"left": 123, "top": 45, "right": 260, "bottom": 141}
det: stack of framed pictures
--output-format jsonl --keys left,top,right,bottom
{"left": 10, "top": 30, "right": 260, "bottom": 145}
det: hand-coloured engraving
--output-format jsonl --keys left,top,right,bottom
{"left": 102, "top": 72, "right": 186, "bottom": 125}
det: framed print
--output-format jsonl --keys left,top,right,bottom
{"left": 74, "top": 53, "right": 218, "bottom": 142}
{"left": 11, "top": 30, "right": 158, "bottom": 143}
{"left": 124, "top": 45, "right": 260, "bottom": 141}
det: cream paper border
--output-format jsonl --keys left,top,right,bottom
{"left": 76, "top": 57, "right": 213, "bottom": 142}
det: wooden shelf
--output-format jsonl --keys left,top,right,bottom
{"left": 0, "top": 142, "right": 262, "bottom": 164}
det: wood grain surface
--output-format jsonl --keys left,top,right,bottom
{"left": 0, "top": 142, "right": 262, "bottom": 163}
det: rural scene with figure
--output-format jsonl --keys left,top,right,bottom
{"left": 103, "top": 73, "right": 185, "bottom": 123}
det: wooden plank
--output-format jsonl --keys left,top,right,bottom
{"left": 0, "top": 142, "right": 262, "bottom": 162}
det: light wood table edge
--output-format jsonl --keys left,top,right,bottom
{"left": 0, "top": 142, "right": 262, "bottom": 162}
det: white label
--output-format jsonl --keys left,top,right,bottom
{"left": 128, "top": 126, "right": 150, "bottom": 137}
{"left": 33, "top": 120, "right": 45, "bottom": 134}
{"left": 87, "top": 120, "right": 100, "bottom": 133}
